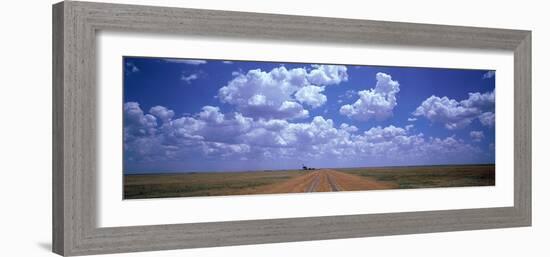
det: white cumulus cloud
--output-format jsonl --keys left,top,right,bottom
{"left": 306, "top": 64, "right": 348, "bottom": 85}
{"left": 124, "top": 102, "right": 157, "bottom": 138}
{"left": 218, "top": 65, "right": 347, "bottom": 119}
{"left": 149, "top": 106, "right": 175, "bottom": 123}
{"left": 294, "top": 85, "right": 327, "bottom": 108}
{"left": 413, "top": 90, "right": 495, "bottom": 130}
{"left": 339, "top": 72, "right": 400, "bottom": 121}
{"left": 478, "top": 112, "right": 495, "bottom": 127}
{"left": 124, "top": 102, "right": 486, "bottom": 166}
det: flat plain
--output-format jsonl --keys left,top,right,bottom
{"left": 124, "top": 164, "right": 495, "bottom": 199}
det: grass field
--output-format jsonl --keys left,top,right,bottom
{"left": 124, "top": 169, "right": 309, "bottom": 199}
{"left": 335, "top": 164, "right": 495, "bottom": 189}
{"left": 124, "top": 164, "right": 495, "bottom": 199}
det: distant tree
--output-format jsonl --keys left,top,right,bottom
{"left": 302, "top": 164, "right": 315, "bottom": 170}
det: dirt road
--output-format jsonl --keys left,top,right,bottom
{"left": 245, "top": 169, "right": 396, "bottom": 194}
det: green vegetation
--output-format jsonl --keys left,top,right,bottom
{"left": 335, "top": 164, "right": 495, "bottom": 189}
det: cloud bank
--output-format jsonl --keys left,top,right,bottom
{"left": 413, "top": 90, "right": 495, "bottom": 130}
{"left": 124, "top": 102, "right": 484, "bottom": 168}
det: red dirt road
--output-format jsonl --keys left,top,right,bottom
{"left": 245, "top": 169, "right": 397, "bottom": 194}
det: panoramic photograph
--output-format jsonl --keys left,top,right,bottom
{"left": 123, "top": 57, "right": 496, "bottom": 199}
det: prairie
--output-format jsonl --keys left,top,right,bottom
{"left": 124, "top": 169, "right": 308, "bottom": 199}
{"left": 124, "top": 164, "right": 495, "bottom": 199}
{"left": 336, "top": 164, "right": 495, "bottom": 189}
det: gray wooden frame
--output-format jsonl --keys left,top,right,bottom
{"left": 52, "top": 1, "right": 531, "bottom": 256}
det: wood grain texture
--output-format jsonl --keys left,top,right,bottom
{"left": 514, "top": 32, "right": 532, "bottom": 224}
{"left": 52, "top": 1, "right": 532, "bottom": 256}
{"left": 52, "top": 2, "right": 65, "bottom": 255}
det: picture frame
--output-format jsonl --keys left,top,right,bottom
{"left": 52, "top": 1, "right": 531, "bottom": 256}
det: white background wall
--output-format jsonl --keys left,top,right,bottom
{"left": 0, "top": 0, "right": 547, "bottom": 256}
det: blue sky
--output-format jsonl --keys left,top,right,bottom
{"left": 123, "top": 57, "right": 495, "bottom": 174}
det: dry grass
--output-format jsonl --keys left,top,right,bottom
{"left": 324, "top": 170, "right": 398, "bottom": 190}
{"left": 124, "top": 169, "right": 308, "bottom": 199}
{"left": 124, "top": 164, "right": 495, "bottom": 199}
{"left": 336, "top": 164, "right": 495, "bottom": 189}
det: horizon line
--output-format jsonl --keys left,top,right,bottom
{"left": 124, "top": 163, "right": 496, "bottom": 176}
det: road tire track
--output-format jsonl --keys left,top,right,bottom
{"left": 305, "top": 172, "right": 321, "bottom": 192}
{"left": 326, "top": 172, "right": 342, "bottom": 192}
